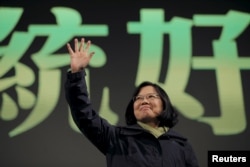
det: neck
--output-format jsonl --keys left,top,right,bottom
{"left": 141, "top": 120, "right": 160, "bottom": 128}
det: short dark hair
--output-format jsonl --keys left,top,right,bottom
{"left": 125, "top": 81, "right": 178, "bottom": 128}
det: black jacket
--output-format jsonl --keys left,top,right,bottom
{"left": 65, "top": 70, "right": 199, "bottom": 167}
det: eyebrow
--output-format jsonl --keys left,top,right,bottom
{"left": 136, "top": 93, "right": 159, "bottom": 97}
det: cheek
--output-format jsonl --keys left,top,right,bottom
{"left": 155, "top": 102, "right": 164, "bottom": 112}
{"left": 133, "top": 103, "right": 143, "bottom": 117}
{"left": 133, "top": 103, "right": 138, "bottom": 114}
{"left": 133, "top": 103, "right": 139, "bottom": 110}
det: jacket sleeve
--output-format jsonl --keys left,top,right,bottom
{"left": 64, "top": 70, "right": 114, "bottom": 155}
{"left": 184, "top": 141, "right": 199, "bottom": 167}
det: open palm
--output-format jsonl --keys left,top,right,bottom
{"left": 67, "top": 38, "right": 95, "bottom": 73}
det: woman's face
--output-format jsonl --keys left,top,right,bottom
{"left": 133, "top": 85, "right": 163, "bottom": 127}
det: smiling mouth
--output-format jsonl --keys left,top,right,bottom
{"left": 140, "top": 106, "right": 151, "bottom": 111}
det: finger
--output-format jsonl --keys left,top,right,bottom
{"left": 74, "top": 38, "right": 78, "bottom": 52}
{"left": 67, "top": 43, "right": 74, "bottom": 55}
{"left": 85, "top": 40, "right": 91, "bottom": 52}
{"left": 80, "top": 38, "right": 85, "bottom": 52}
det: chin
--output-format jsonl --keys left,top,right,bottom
{"left": 138, "top": 116, "right": 152, "bottom": 122}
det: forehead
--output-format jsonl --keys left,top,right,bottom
{"left": 138, "top": 85, "right": 157, "bottom": 94}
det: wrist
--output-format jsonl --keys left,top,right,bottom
{"left": 71, "top": 67, "right": 84, "bottom": 73}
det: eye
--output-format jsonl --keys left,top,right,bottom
{"left": 148, "top": 95, "right": 155, "bottom": 99}
{"left": 148, "top": 94, "right": 158, "bottom": 99}
{"left": 134, "top": 96, "right": 143, "bottom": 101}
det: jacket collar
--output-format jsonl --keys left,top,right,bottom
{"left": 119, "top": 124, "right": 187, "bottom": 142}
{"left": 119, "top": 124, "right": 146, "bottom": 135}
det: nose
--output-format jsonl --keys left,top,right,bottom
{"left": 141, "top": 97, "right": 149, "bottom": 104}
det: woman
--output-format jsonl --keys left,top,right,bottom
{"left": 65, "top": 38, "right": 199, "bottom": 167}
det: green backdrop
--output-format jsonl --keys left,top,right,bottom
{"left": 1, "top": 0, "right": 249, "bottom": 166}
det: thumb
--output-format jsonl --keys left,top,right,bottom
{"left": 89, "top": 52, "right": 95, "bottom": 58}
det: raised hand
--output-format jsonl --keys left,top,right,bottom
{"left": 67, "top": 38, "right": 95, "bottom": 73}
